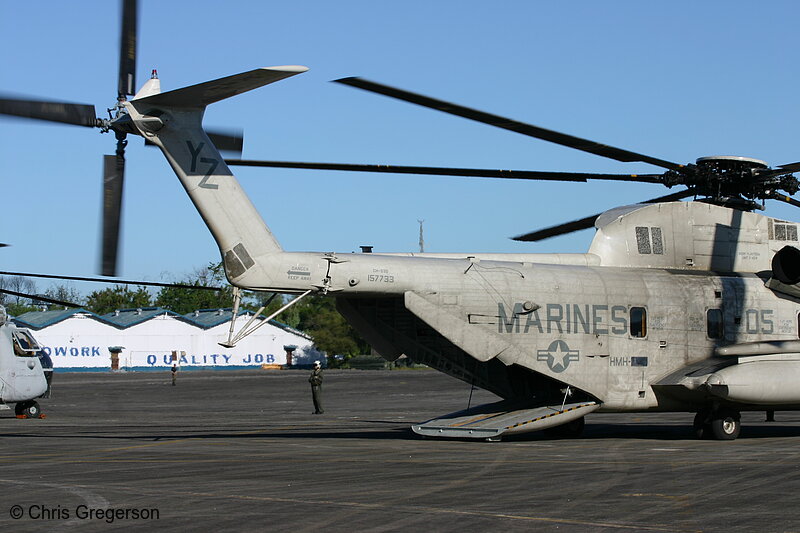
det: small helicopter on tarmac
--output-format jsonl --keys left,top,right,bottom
{"left": 5, "top": 0, "right": 800, "bottom": 440}
{"left": 0, "top": 305, "right": 51, "bottom": 418}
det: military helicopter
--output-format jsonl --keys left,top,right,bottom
{"left": 0, "top": 305, "right": 51, "bottom": 419}
{"left": 5, "top": 0, "right": 800, "bottom": 441}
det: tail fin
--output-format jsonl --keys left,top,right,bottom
{"left": 126, "top": 66, "right": 307, "bottom": 282}
{"left": 132, "top": 66, "right": 307, "bottom": 107}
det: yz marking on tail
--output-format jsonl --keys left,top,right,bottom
{"left": 186, "top": 140, "right": 220, "bottom": 190}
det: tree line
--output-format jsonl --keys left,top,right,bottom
{"left": 0, "top": 262, "right": 369, "bottom": 359}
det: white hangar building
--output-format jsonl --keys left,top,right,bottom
{"left": 13, "top": 307, "right": 319, "bottom": 371}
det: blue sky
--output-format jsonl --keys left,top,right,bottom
{"left": 2, "top": 1, "right": 800, "bottom": 292}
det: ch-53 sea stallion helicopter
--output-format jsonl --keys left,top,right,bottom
{"left": 5, "top": 0, "right": 800, "bottom": 441}
{"left": 0, "top": 302, "right": 52, "bottom": 419}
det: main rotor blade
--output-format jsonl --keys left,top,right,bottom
{"left": 0, "top": 97, "right": 97, "bottom": 127}
{"left": 118, "top": 0, "right": 138, "bottom": 98}
{"left": 224, "top": 159, "right": 665, "bottom": 183}
{"left": 335, "top": 77, "right": 684, "bottom": 172}
{"left": 0, "top": 270, "right": 223, "bottom": 291}
{"left": 512, "top": 189, "right": 695, "bottom": 242}
{"left": 512, "top": 213, "right": 600, "bottom": 243}
{"left": 101, "top": 151, "right": 125, "bottom": 277}
{"left": 768, "top": 192, "right": 800, "bottom": 209}
{"left": 0, "top": 288, "right": 80, "bottom": 308}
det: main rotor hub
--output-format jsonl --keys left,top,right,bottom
{"left": 688, "top": 155, "right": 781, "bottom": 208}
{"left": 695, "top": 155, "right": 769, "bottom": 173}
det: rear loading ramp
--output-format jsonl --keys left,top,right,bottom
{"left": 412, "top": 400, "right": 600, "bottom": 439}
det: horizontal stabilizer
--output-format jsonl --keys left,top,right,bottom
{"left": 132, "top": 66, "right": 308, "bottom": 108}
{"left": 412, "top": 400, "right": 599, "bottom": 439}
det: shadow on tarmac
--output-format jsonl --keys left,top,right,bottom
{"left": 3, "top": 420, "right": 800, "bottom": 443}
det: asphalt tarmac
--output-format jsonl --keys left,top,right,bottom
{"left": 1, "top": 369, "right": 800, "bottom": 532}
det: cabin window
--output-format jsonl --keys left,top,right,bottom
{"left": 772, "top": 221, "right": 798, "bottom": 242}
{"left": 651, "top": 227, "right": 664, "bottom": 254}
{"left": 635, "top": 227, "right": 651, "bottom": 254}
{"left": 12, "top": 329, "right": 41, "bottom": 357}
{"left": 707, "top": 309, "right": 724, "bottom": 339}
{"left": 630, "top": 307, "right": 647, "bottom": 338}
{"left": 635, "top": 227, "right": 664, "bottom": 255}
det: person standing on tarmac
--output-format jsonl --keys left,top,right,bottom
{"left": 309, "top": 360, "right": 324, "bottom": 414}
{"left": 171, "top": 363, "right": 178, "bottom": 386}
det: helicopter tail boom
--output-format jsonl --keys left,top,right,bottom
{"left": 127, "top": 67, "right": 308, "bottom": 285}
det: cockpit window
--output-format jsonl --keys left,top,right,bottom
{"left": 12, "top": 329, "right": 41, "bottom": 357}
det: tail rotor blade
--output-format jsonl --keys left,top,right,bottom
{"left": 118, "top": 0, "right": 138, "bottom": 98}
{"left": 0, "top": 97, "right": 97, "bottom": 127}
{"left": 101, "top": 150, "right": 125, "bottom": 277}
{"left": 207, "top": 129, "right": 243, "bottom": 156}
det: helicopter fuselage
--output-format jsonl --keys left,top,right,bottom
{"left": 126, "top": 68, "right": 800, "bottom": 438}
{"left": 211, "top": 202, "right": 799, "bottom": 415}
{"left": 0, "top": 319, "right": 48, "bottom": 406}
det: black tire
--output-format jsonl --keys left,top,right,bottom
{"left": 693, "top": 409, "right": 712, "bottom": 439}
{"left": 710, "top": 409, "right": 740, "bottom": 440}
{"left": 546, "top": 416, "right": 586, "bottom": 439}
{"left": 564, "top": 416, "right": 585, "bottom": 438}
{"left": 15, "top": 401, "right": 40, "bottom": 418}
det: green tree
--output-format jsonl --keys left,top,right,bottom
{"left": 85, "top": 285, "right": 152, "bottom": 315}
{"left": 0, "top": 275, "right": 39, "bottom": 315}
{"left": 44, "top": 283, "right": 85, "bottom": 309}
{"left": 155, "top": 262, "right": 231, "bottom": 314}
{"left": 5, "top": 301, "right": 38, "bottom": 316}
{"left": 155, "top": 282, "right": 232, "bottom": 314}
{"left": 292, "top": 295, "right": 369, "bottom": 360}
{"left": 279, "top": 295, "right": 302, "bottom": 329}
{"left": 154, "top": 261, "right": 283, "bottom": 316}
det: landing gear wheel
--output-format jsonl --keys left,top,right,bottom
{"left": 562, "top": 416, "right": 585, "bottom": 438}
{"left": 24, "top": 401, "right": 41, "bottom": 418}
{"left": 15, "top": 401, "right": 41, "bottom": 418}
{"left": 545, "top": 416, "right": 586, "bottom": 439}
{"left": 693, "top": 409, "right": 712, "bottom": 439}
{"left": 710, "top": 409, "right": 740, "bottom": 440}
